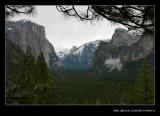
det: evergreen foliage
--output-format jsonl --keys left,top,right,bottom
{"left": 15, "top": 46, "right": 36, "bottom": 103}
{"left": 6, "top": 46, "right": 56, "bottom": 104}
{"left": 134, "top": 60, "right": 154, "bottom": 104}
{"left": 33, "top": 51, "right": 56, "bottom": 104}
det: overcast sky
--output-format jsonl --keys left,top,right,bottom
{"left": 11, "top": 6, "right": 126, "bottom": 50}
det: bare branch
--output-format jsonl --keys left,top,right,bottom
{"left": 5, "top": 5, "right": 36, "bottom": 19}
{"left": 56, "top": 5, "right": 154, "bottom": 32}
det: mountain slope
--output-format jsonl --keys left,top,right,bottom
{"left": 6, "top": 38, "right": 25, "bottom": 100}
{"left": 6, "top": 38, "right": 24, "bottom": 78}
{"left": 63, "top": 40, "right": 103, "bottom": 69}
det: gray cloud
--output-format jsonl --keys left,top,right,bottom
{"left": 105, "top": 57, "right": 123, "bottom": 71}
{"left": 11, "top": 5, "right": 126, "bottom": 49}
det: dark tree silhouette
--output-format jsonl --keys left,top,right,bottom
{"left": 5, "top": 5, "right": 36, "bottom": 19}
{"left": 134, "top": 60, "right": 154, "bottom": 104}
{"left": 33, "top": 51, "right": 56, "bottom": 104}
{"left": 56, "top": 5, "right": 154, "bottom": 32}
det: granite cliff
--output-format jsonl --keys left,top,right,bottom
{"left": 93, "top": 28, "right": 154, "bottom": 72}
{"left": 5, "top": 20, "right": 62, "bottom": 68}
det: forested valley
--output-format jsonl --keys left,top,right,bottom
{"left": 6, "top": 39, "right": 154, "bottom": 104}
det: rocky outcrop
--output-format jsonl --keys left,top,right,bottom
{"left": 5, "top": 20, "right": 62, "bottom": 68}
{"left": 110, "top": 28, "right": 141, "bottom": 47}
{"left": 92, "top": 28, "right": 154, "bottom": 72}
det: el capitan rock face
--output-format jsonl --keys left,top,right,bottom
{"left": 5, "top": 20, "right": 62, "bottom": 68}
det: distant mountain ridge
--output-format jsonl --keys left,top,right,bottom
{"left": 56, "top": 28, "right": 146, "bottom": 70}
{"left": 55, "top": 47, "right": 70, "bottom": 61}
{"left": 56, "top": 27, "right": 153, "bottom": 71}
{"left": 59, "top": 40, "right": 104, "bottom": 69}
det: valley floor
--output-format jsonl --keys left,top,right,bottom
{"left": 53, "top": 65, "right": 153, "bottom": 104}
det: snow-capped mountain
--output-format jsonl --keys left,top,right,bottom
{"left": 62, "top": 39, "right": 106, "bottom": 69}
{"left": 55, "top": 47, "right": 70, "bottom": 61}
{"left": 72, "top": 40, "right": 101, "bottom": 56}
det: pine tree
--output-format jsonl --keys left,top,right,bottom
{"left": 33, "top": 51, "right": 56, "bottom": 104}
{"left": 134, "top": 60, "right": 154, "bottom": 104}
{"left": 13, "top": 46, "right": 36, "bottom": 103}
{"left": 7, "top": 47, "right": 56, "bottom": 104}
